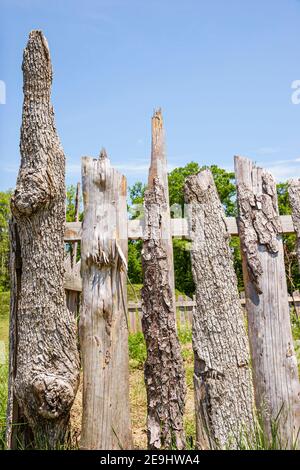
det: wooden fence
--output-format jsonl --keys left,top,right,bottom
{"left": 8, "top": 30, "right": 300, "bottom": 451}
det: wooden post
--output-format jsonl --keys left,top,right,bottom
{"left": 235, "top": 156, "right": 300, "bottom": 448}
{"left": 141, "top": 109, "right": 186, "bottom": 450}
{"left": 8, "top": 30, "right": 80, "bottom": 448}
{"left": 72, "top": 182, "right": 80, "bottom": 268}
{"left": 288, "top": 178, "right": 300, "bottom": 271}
{"left": 184, "top": 169, "right": 255, "bottom": 449}
{"left": 80, "top": 149, "right": 132, "bottom": 450}
{"left": 65, "top": 182, "right": 81, "bottom": 315}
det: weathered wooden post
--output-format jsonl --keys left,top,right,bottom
{"left": 288, "top": 178, "right": 300, "bottom": 271}
{"left": 65, "top": 182, "right": 81, "bottom": 315}
{"left": 141, "top": 109, "right": 186, "bottom": 450}
{"left": 235, "top": 156, "right": 300, "bottom": 448}
{"left": 7, "top": 30, "right": 80, "bottom": 448}
{"left": 80, "top": 149, "right": 133, "bottom": 450}
{"left": 184, "top": 169, "right": 255, "bottom": 449}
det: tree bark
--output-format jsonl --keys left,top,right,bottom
{"left": 9, "top": 30, "right": 80, "bottom": 448}
{"left": 288, "top": 178, "right": 300, "bottom": 271}
{"left": 235, "top": 156, "right": 300, "bottom": 449}
{"left": 184, "top": 169, "right": 255, "bottom": 449}
{"left": 80, "top": 150, "right": 133, "bottom": 450}
{"left": 141, "top": 109, "right": 186, "bottom": 450}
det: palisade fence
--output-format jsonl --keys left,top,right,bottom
{"left": 7, "top": 30, "right": 300, "bottom": 451}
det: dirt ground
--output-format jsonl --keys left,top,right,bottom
{"left": 70, "top": 343, "right": 195, "bottom": 449}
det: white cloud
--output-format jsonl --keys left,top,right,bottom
{"left": 262, "top": 158, "right": 300, "bottom": 181}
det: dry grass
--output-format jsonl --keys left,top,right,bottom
{"left": 69, "top": 337, "right": 196, "bottom": 449}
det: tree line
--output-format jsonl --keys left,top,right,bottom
{"left": 0, "top": 162, "right": 298, "bottom": 295}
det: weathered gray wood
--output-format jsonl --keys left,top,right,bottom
{"left": 65, "top": 214, "right": 295, "bottom": 242}
{"left": 65, "top": 182, "right": 81, "bottom": 315}
{"left": 79, "top": 150, "right": 132, "bottom": 450}
{"left": 9, "top": 30, "right": 80, "bottom": 448}
{"left": 6, "top": 220, "right": 30, "bottom": 448}
{"left": 235, "top": 155, "right": 300, "bottom": 449}
{"left": 288, "top": 179, "right": 300, "bottom": 271}
{"left": 71, "top": 182, "right": 80, "bottom": 268}
{"left": 141, "top": 110, "right": 186, "bottom": 450}
{"left": 184, "top": 169, "right": 255, "bottom": 449}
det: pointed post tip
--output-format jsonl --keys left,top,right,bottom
{"left": 99, "top": 148, "right": 108, "bottom": 160}
{"left": 152, "top": 108, "right": 163, "bottom": 131}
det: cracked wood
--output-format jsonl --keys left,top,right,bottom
{"left": 235, "top": 155, "right": 300, "bottom": 449}
{"left": 185, "top": 169, "right": 255, "bottom": 449}
{"left": 79, "top": 150, "right": 132, "bottom": 450}
{"left": 8, "top": 30, "right": 80, "bottom": 448}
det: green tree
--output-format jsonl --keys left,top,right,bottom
{"left": 276, "top": 183, "right": 299, "bottom": 292}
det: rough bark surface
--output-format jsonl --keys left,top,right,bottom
{"left": 235, "top": 156, "right": 300, "bottom": 448}
{"left": 9, "top": 30, "right": 80, "bottom": 448}
{"left": 141, "top": 110, "right": 186, "bottom": 450}
{"left": 184, "top": 169, "right": 255, "bottom": 449}
{"left": 288, "top": 179, "right": 300, "bottom": 271}
{"left": 80, "top": 150, "right": 132, "bottom": 450}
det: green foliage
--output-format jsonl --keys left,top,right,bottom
{"left": 168, "top": 161, "right": 201, "bottom": 210}
{"left": 128, "top": 332, "right": 146, "bottom": 369}
{"left": 177, "top": 326, "right": 192, "bottom": 345}
{"left": 208, "top": 165, "right": 236, "bottom": 216}
{"left": 66, "top": 185, "right": 77, "bottom": 222}
{"left": 173, "top": 239, "right": 195, "bottom": 297}
{"left": 129, "top": 181, "right": 146, "bottom": 206}
{"left": 128, "top": 241, "right": 143, "bottom": 284}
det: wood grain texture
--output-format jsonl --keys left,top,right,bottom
{"left": 9, "top": 31, "right": 80, "bottom": 448}
{"left": 288, "top": 178, "right": 300, "bottom": 271}
{"left": 185, "top": 169, "right": 255, "bottom": 449}
{"left": 235, "top": 155, "right": 300, "bottom": 448}
{"left": 65, "top": 215, "right": 295, "bottom": 242}
{"left": 141, "top": 110, "right": 186, "bottom": 450}
{"left": 79, "top": 150, "right": 132, "bottom": 450}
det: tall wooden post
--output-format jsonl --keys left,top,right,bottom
{"left": 288, "top": 178, "right": 300, "bottom": 271}
{"left": 184, "top": 169, "right": 255, "bottom": 449}
{"left": 141, "top": 109, "right": 186, "bottom": 450}
{"left": 80, "top": 149, "right": 132, "bottom": 450}
{"left": 235, "top": 156, "right": 300, "bottom": 448}
{"left": 8, "top": 30, "right": 80, "bottom": 448}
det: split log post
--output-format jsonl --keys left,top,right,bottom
{"left": 235, "top": 156, "right": 300, "bottom": 448}
{"left": 80, "top": 149, "right": 133, "bottom": 450}
{"left": 184, "top": 169, "right": 255, "bottom": 449}
{"left": 288, "top": 178, "right": 300, "bottom": 271}
{"left": 8, "top": 30, "right": 80, "bottom": 448}
{"left": 141, "top": 109, "right": 186, "bottom": 450}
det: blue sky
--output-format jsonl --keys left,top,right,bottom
{"left": 1, "top": 0, "right": 300, "bottom": 191}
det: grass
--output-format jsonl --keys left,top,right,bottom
{"left": 0, "top": 291, "right": 300, "bottom": 450}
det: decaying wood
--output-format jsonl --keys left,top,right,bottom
{"left": 141, "top": 110, "right": 186, "bottom": 450}
{"left": 6, "top": 220, "right": 30, "bottom": 448}
{"left": 9, "top": 31, "right": 80, "bottom": 448}
{"left": 288, "top": 178, "right": 300, "bottom": 271}
{"left": 184, "top": 169, "right": 255, "bottom": 449}
{"left": 64, "top": 214, "right": 295, "bottom": 242}
{"left": 80, "top": 150, "right": 132, "bottom": 450}
{"left": 235, "top": 156, "right": 300, "bottom": 448}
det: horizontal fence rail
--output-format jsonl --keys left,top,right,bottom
{"left": 126, "top": 292, "right": 300, "bottom": 333}
{"left": 64, "top": 215, "right": 295, "bottom": 242}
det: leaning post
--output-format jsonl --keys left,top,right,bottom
{"left": 235, "top": 155, "right": 300, "bottom": 448}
